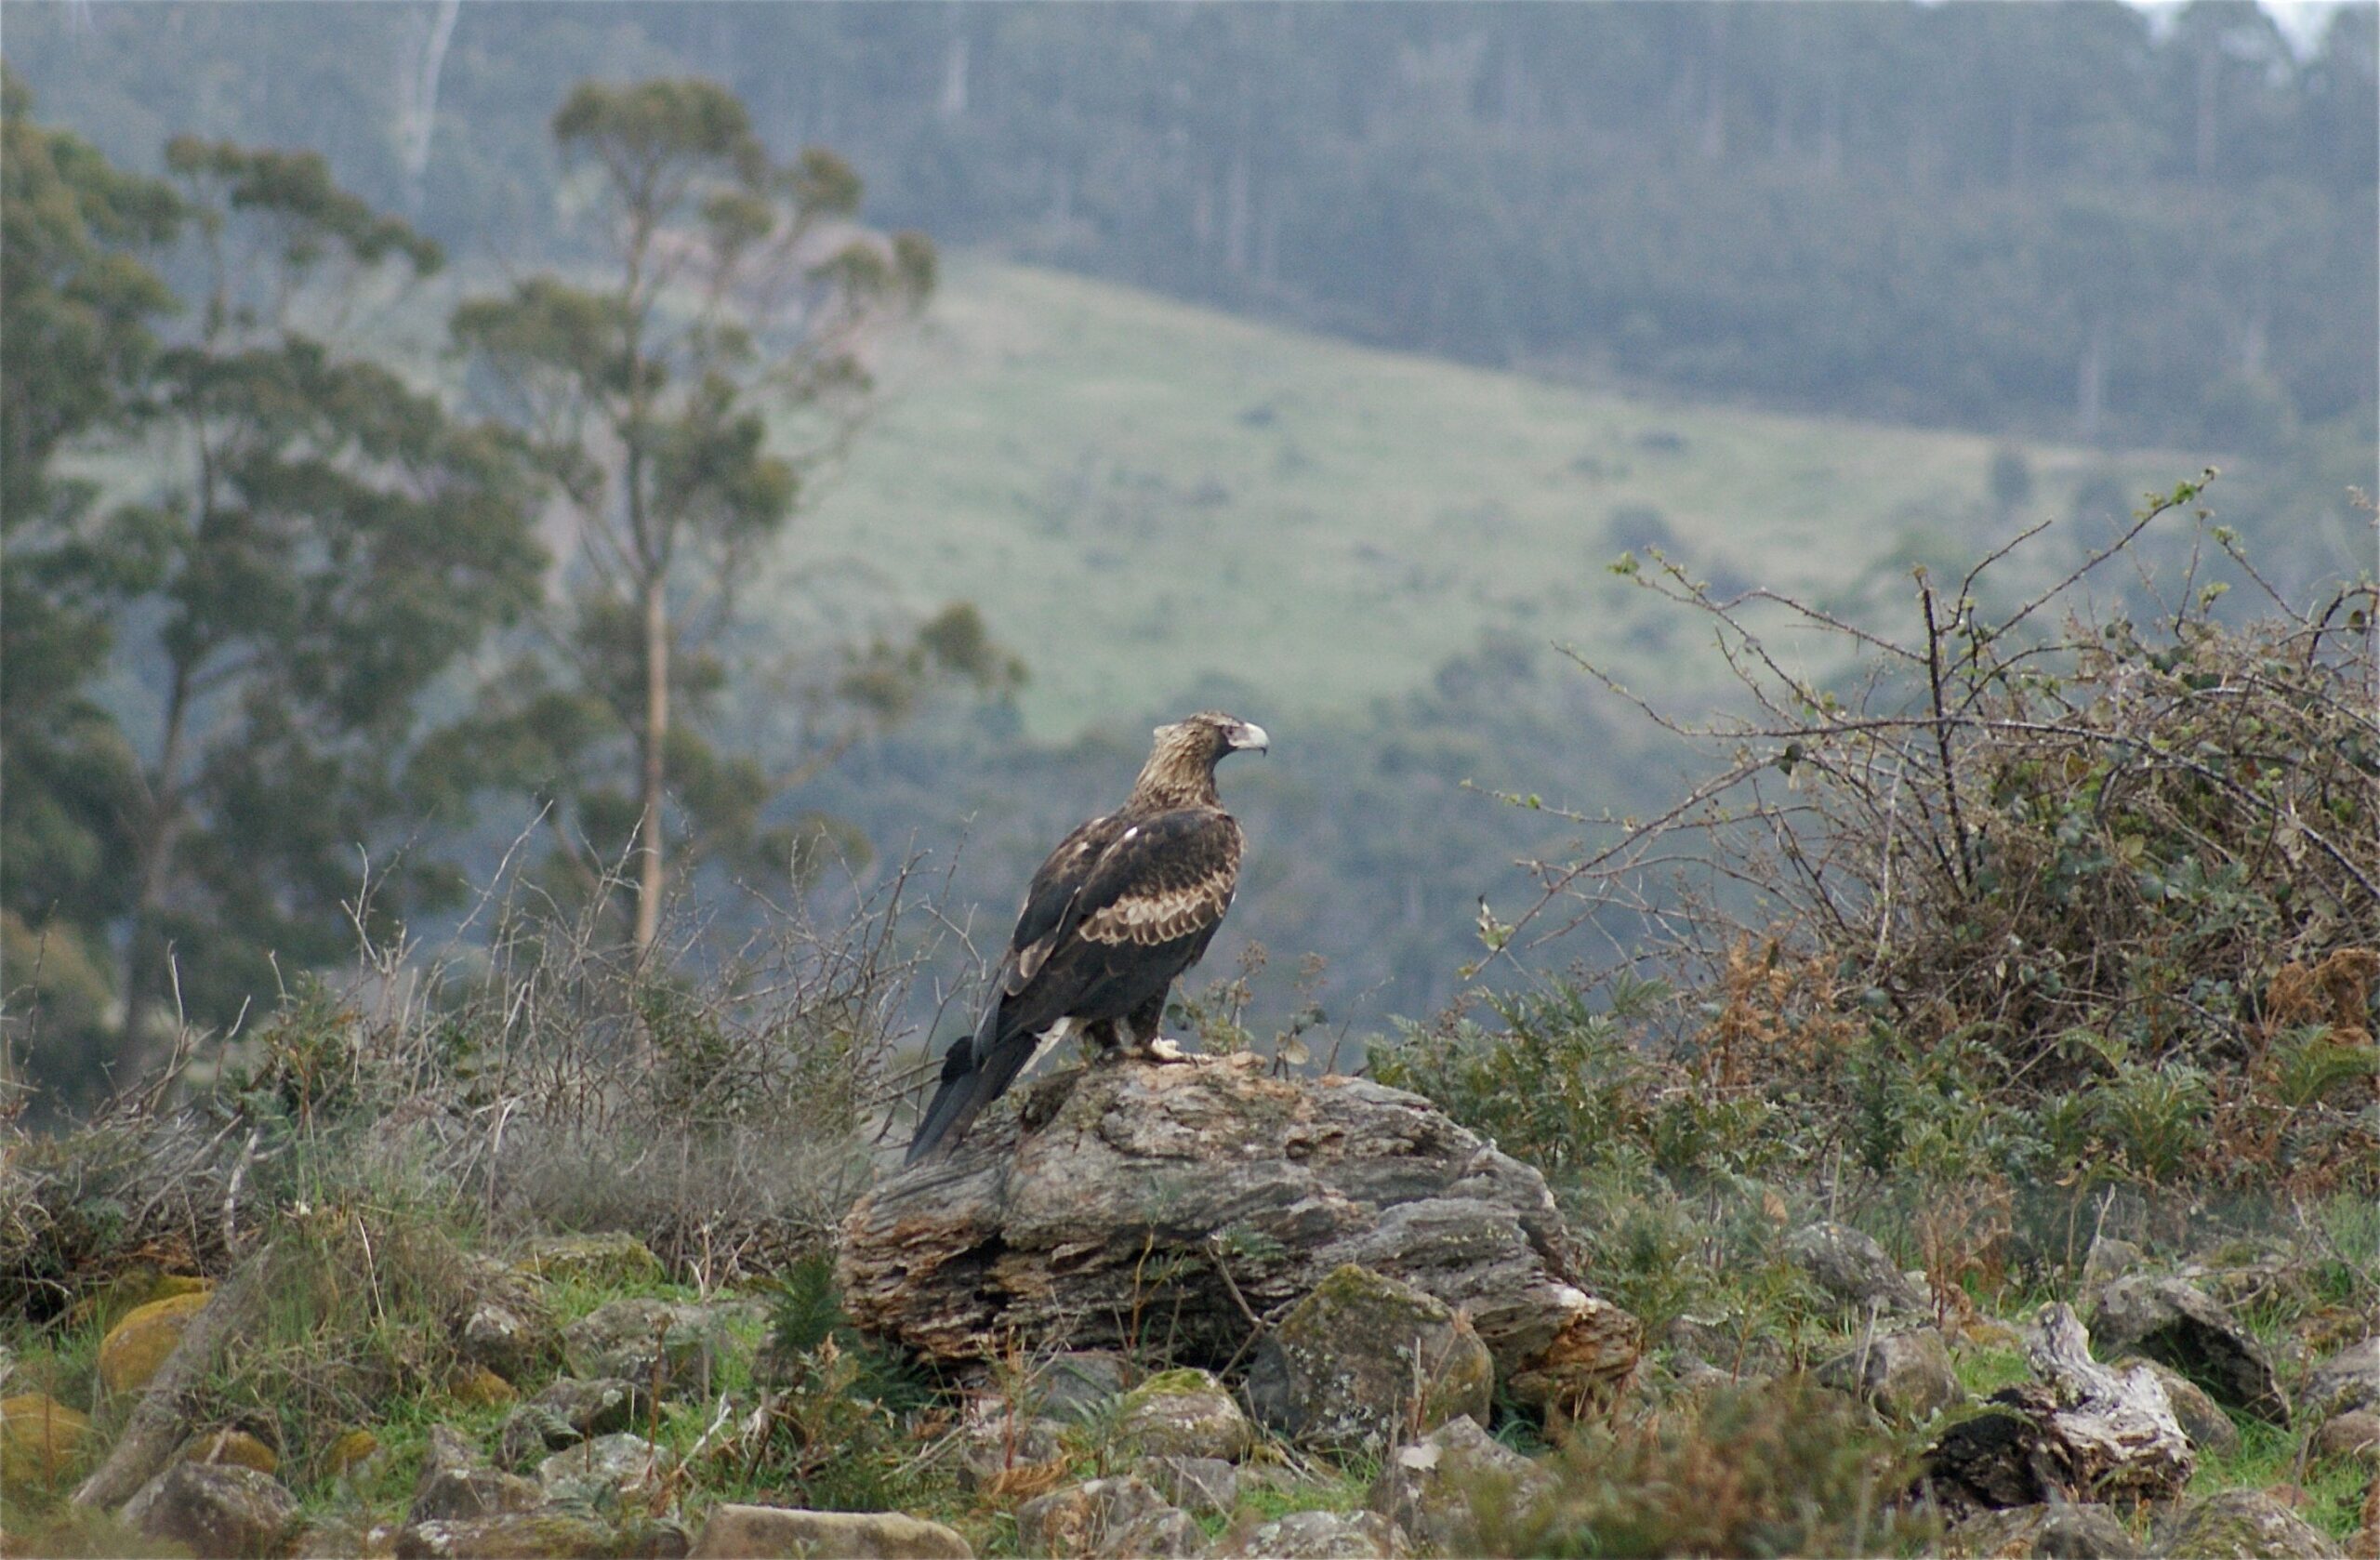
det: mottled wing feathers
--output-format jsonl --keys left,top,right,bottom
{"left": 1072, "top": 811, "right": 1241, "bottom": 947}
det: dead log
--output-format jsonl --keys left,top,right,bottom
{"left": 838, "top": 1053, "right": 1639, "bottom": 1408}
{"left": 1919, "top": 1302, "right": 2193, "bottom": 1515}
{"left": 73, "top": 1249, "right": 271, "bottom": 1511}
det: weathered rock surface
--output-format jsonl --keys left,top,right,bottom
{"left": 1035, "top": 1352, "right": 1138, "bottom": 1422}
{"left": 499, "top": 1377, "right": 648, "bottom": 1468}
{"left": 1115, "top": 1367, "right": 1254, "bottom": 1460}
{"left": 561, "top": 1299, "right": 747, "bottom": 1400}
{"left": 1944, "top": 1502, "right": 2146, "bottom": 1558}
{"left": 841, "top": 1056, "right": 1638, "bottom": 1410}
{"left": 2307, "top": 1338, "right": 2380, "bottom": 1421}
{"left": 1372, "top": 1414, "right": 1556, "bottom": 1553}
{"left": 688, "top": 1506, "right": 972, "bottom": 1559}
{"left": 1249, "top": 1264, "right": 1494, "bottom": 1448}
{"left": 1214, "top": 1510, "right": 1405, "bottom": 1558}
{"left": 2314, "top": 1408, "right": 2380, "bottom": 1461}
{"left": 462, "top": 1300, "right": 553, "bottom": 1384}
{"left": 2151, "top": 1489, "right": 2345, "bottom": 1559}
{"left": 133, "top": 1461, "right": 301, "bottom": 1559}
{"left": 2128, "top": 1357, "right": 2241, "bottom": 1458}
{"left": 1817, "top": 1326, "right": 1964, "bottom": 1425}
{"left": 179, "top": 1427, "right": 280, "bottom": 1475}
{"left": 536, "top": 1433, "right": 675, "bottom": 1508}
{"left": 1919, "top": 1304, "right": 2192, "bottom": 1513}
{"left": 412, "top": 1425, "right": 545, "bottom": 1525}
{"left": 397, "top": 1514, "right": 619, "bottom": 1559}
{"left": 1785, "top": 1222, "right": 1928, "bottom": 1315}
{"left": 2092, "top": 1275, "right": 2291, "bottom": 1424}
{"left": 1016, "top": 1476, "right": 1191, "bottom": 1558}
{"left": 1144, "top": 1454, "right": 1238, "bottom": 1517}
{"left": 517, "top": 1233, "right": 666, "bottom": 1287}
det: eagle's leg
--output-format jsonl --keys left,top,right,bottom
{"left": 1123, "top": 991, "right": 1190, "bottom": 1063}
{"left": 1078, "top": 1018, "right": 1121, "bottom": 1063}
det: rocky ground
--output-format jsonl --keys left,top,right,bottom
{"left": 5, "top": 1056, "right": 2377, "bottom": 1558}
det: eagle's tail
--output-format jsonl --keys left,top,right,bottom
{"left": 904, "top": 1000, "right": 1041, "bottom": 1166}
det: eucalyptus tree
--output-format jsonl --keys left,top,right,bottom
{"left": 108, "top": 139, "right": 545, "bottom": 1051}
{"left": 448, "top": 79, "right": 941, "bottom": 952}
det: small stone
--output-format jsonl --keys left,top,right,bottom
{"left": 1117, "top": 1367, "right": 1255, "bottom": 1461}
{"left": 2151, "top": 1489, "right": 2344, "bottom": 1559}
{"left": 954, "top": 1410, "right": 1068, "bottom": 1491}
{"left": 1, "top": 1393, "right": 92, "bottom": 1492}
{"left": 687, "top": 1506, "right": 972, "bottom": 1559}
{"left": 2127, "top": 1357, "right": 2241, "bottom": 1458}
{"left": 1016, "top": 1476, "right": 1182, "bottom": 1558}
{"left": 135, "top": 1461, "right": 301, "bottom": 1559}
{"left": 181, "top": 1427, "right": 280, "bottom": 1475}
{"left": 450, "top": 1365, "right": 521, "bottom": 1408}
{"left": 1214, "top": 1510, "right": 1405, "bottom": 1558}
{"left": 536, "top": 1432, "right": 675, "bottom": 1508}
{"left": 2306, "top": 1339, "right": 2380, "bottom": 1421}
{"left": 499, "top": 1377, "right": 648, "bottom": 1467}
{"left": 1373, "top": 1414, "right": 1555, "bottom": 1553}
{"left": 1817, "top": 1327, "right": 1964, "bottom": 1425}
{"left": 516, "top": 1233, "right": 666, "bottom": 1286}
{"left": 1248, "top": 1263, "right": 1495, "bottom": 1449}
{"left": 411, "top": 1461, "right": 544, "bottom": 1525}
{"left": 1945, "top": 1503, "right": 2145, "bottom": 1558}
{"left": 98, "top": 1289, "right": 214, "bottom": 1395}
{"left": 397, "top": 1514, "right": 620, "bottom": 1559}
{"left": 2314, "top": 1410, "right": 2380, "bottom": 1462}
{"left": 1144, "top": 1454, "right": 1239, "bottom": 1518}
{"left": 2093, "top": 1276, "right": 2291, "bottom": 1424}
{"left": 1784, "top": 1222, "right": 1929, "bottom": 1315}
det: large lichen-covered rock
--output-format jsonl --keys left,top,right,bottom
{"left": 1115, "top": 1367, "right": 1255, "bottom": 1461}
{"left": 536, "top": 1433, "right": 675, "bottom": 1509}
{"left": 1944, "top": 1503, "right": 2146, "bottom": 1559}
{"left": 132, "top": 1461, "right": 301, "bottom": 1559}
{"left": 1214, "top": 1510, "right": 1406, "bottom": 1558}
{"left": 98, "top": 1289, "right": 215, "bottom": 1395}
{"left": 413, "top": 1424, "right": 545, "bottom": 1525}
{"left": 562, "top": 1299, "right": 721, "bottom": 1398}
{"left": 1144, "top": 1455, "right": 1239, "bottom": 1518}
{"left": 2151, "top": 1489, "right": 2345, "bottom": 1559}
{"left": 1, "top": 1393, "right": 92, "bottom": 1492}
{"left": 688, "top": 1506, "right": 972, "bottom": 1559}
{"left": 516, "top": 1233, "right": 666, "bottom": 1287}
{"left": 1034, "top": 1352, "right": 1139, "bottom": 1422}
{"left": 397, "top": 1514, "right": 620, "bottom": 1559}
{"left": 2092, "top": 1276, "right": 2291, "bottom": 1424}
{"left": 1015, "top": 1475, "right": 1194, "bottom": 1559}
{"left": 1817, "top": 1327, "right": 1964, "bottom": 1425}
{"left": 1785, "top": 1222, "right": 1929, "bottom": 1315}
{"left": 2306, "top": 1338, "right": 2380, "bottom": 1421}
{"left": 180, "top": 1427, "right": 281, "bottom": 1475}
{"left": 841, "top": 1055, "right": 1638, "bottom": 1409}
{"left": 1249, "top": 1264, "right": 1493, "bottom": 1448}
{"left": 1372, "top": 1414, "right": 1557, "bottom": 1553}
{"left": 499, "top": 1378, "right": 649, "bottom": 1469}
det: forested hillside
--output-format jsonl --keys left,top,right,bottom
{"left": 10, "top": 2, "right": 2374, "bottom": 447}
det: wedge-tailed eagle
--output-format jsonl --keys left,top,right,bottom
{"left": 905, "top": 710, "right": 1268, "bottom": 1163}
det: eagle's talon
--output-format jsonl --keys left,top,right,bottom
{"left": 1143, "top": 1038, "right": 1190, "bottom": 1064}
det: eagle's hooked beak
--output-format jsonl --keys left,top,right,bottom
{"left": 1229, "top": 721, "right": 1270, "bottom": 755}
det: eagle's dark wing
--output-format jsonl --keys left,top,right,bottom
{"left": 905, "top": 807, "right": 1242, "bottom": 1163}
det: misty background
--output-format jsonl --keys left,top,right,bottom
{"left": 5, "top": 0, "right": 2374, "bottom": 1109}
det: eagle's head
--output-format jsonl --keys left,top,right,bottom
{"left": 1135, "top": 710, "right": 1268, "bottom": 804}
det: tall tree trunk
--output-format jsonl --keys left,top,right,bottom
{"left": 634, "top": 572, "right": 669, "bottom": 954}
{"left": 119, "top": 661, "right": 193, "bottom": 1053}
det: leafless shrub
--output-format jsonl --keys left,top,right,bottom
{"left": 1501, "top": 470, "right": 2379, "bottom": 1188}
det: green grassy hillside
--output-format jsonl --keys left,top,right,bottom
{"left": 780, "top": 260, "right": 2176, "bottom": 738}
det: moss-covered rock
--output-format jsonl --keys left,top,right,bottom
{"left": 1248, "top": 1263, "right": 1493, "bottom": 1448}
{"left": 449, "top": 1365, "right": 521, "bottom": 1408}
{"left": 181, "top": 1427, "right": 280, "bottom": 1475}
{"left": 1817, "top": 1327, "right": 1964, "bottom": 1425}
{"left": 687, "top": 1506, "right": 971, "bottom": 1559}
{"left": 1373, "top": 1414, "right": 1556, "bottom": 1553}
{"left": 1945, "top": 1503, "right": 2145, "bottom": 1558}
{"left": 561, "top": 1299, "right": 719, "bottom": 1398}
{"left": 98, "top": 1289, "right": 214, "bottom": 1395}
{"left": 322, "top": 1427, "right": 381, "bottom": 1479}
{"left": 1115, "top": 1367, "right": 1254, "bottom": 1461}
{"left": 1, "top": 1393, "right": 92, "bottom": 1492}
{"left": 396, "top": 1514, "right": 620, "bottom": 1559}
{"left": 2151, "top": 1490, "right": 2344, "bottom": 1559}
{"left": 516, "top": 1234, "right": 665, "bottom": 1287}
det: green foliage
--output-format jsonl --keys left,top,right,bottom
{"left": 748, "top": 1253, "right": 933, "bottom": 1511}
